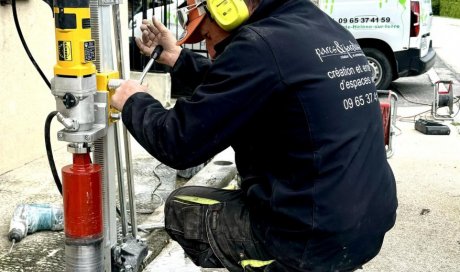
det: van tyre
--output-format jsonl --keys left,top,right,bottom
{"left": 363, "top": 48, "right": 393, "bottom": 90}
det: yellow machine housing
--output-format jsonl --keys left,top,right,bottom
{"left": 54, "top": 5, "right": 96, "bottom": 77}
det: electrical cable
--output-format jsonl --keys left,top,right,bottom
{"left": 115, "top": 206, "right": 148, "bottom": 234}
{"left": 45, "top": 111, "right": 63, "bottom": 195}
{"left": 431, "top": 95, "right": 460, "bottom": 119}
{"left": 452, "top": 96, "right": 460, "bottom": 118}
{"left": 390, "top": 85, "right": 435, "bottom": 123}
{"left": 13, "top": 0, "right": 62, "bottom": 194}
{"left": 396, "top": 96, "right": 460, "bottom": 136}
{"left": 115, "top": 162, "right": 164, "bottom": 234}
{"left": 397, "top": 109, "right": 432, "bottom": 123}
{"left": 12, "top": 0, "right": 60, "bottom": 186}
{"left": 12, "top": 0, "right": 51, "bottom": 89}
{"left": 394, "top": 89, "right": 431, "bottom": 106}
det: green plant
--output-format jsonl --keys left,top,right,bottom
{"left": 440, "top": 0, "right": 460, "bottom": 19}
{"left": 432, "top": 0, "right": 440, "bottom": 15}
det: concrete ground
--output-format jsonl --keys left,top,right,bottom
{"left": 0, "top": 137, "right": 236, "bottom": 271}
{"left": 1, "top": 102, "right": 459, "bottom": 271}
{"left": 146, "top": 105, "right": 460, "bottom": 272}
{"left": 363, "top": 107, "right": 460, "bottom": 271}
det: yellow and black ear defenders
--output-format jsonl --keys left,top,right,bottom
{"left": 205, "top": 0, "right": 250, "bottom": 31}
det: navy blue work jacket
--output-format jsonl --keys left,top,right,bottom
{"left": 122, "top": 0, "right": 397, "bottom": 270}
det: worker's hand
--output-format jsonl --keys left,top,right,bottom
{"left": 111, "top": 80, "right": 148, "bottom": 111}
{"left": 135, "top": 17, "right": 182, "bottom": 68}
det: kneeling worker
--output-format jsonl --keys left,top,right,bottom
{"left": 111, "top": 0, "right": 398, "bottom": 271}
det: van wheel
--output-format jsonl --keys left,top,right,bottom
{"left": 363, "top": 48, "right": 392, "bottom": 90}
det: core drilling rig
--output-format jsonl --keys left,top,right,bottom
{"left": 48, "top": 0, "right": 147, "bottom": 270}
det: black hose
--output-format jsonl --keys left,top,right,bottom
{"left": 45, "top": 111, "right": 63, "bottom": 195}
{"left": 45, "top": 111, "right": 146, "bottom": 232}
{"left": 12, "top": 0, "right": 51, "bottom": 89}
{"left": 12, "top": 0, "right": 61, "bottom": 194}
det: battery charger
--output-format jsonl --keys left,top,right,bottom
{"left": 415, "top": 119, "right": 450, "bottom": 135}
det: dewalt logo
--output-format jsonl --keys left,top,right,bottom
{"left": 58, "top": 41, "right": 72, "bottom": 61}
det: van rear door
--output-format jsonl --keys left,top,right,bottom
{"left": 410, "top": 0, "right": 433, "bottom": 57}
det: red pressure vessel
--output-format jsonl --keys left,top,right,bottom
{"left": 62, "top": 153, "right": 102, "bottom": 239}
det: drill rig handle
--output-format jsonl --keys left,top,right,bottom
{"left": 108, "top": 79, "right": 125, "bottom": 91}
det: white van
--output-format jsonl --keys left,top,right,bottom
{"left": 316, "top": 0, "right": 436, "bottom": 89}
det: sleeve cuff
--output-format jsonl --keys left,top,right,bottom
{"left": 171, "top": 48, "right": 190, "bottom": 75}
{"left": 121, "top": 92, "right": 143, "bottom": 126}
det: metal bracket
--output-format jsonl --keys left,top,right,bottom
{"left": 57, "top": 91, "right": 109, "bottom": 143}
{"left": 111, "top": 238, "right": 148, "bottom": 272}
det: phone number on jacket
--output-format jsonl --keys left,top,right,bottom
{"left": 343, "top": 92, "right": 378, "bottom": 110}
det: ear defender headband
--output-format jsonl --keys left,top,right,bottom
{"left": 206, "top": 0, "right": 250, "bottom": 31}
